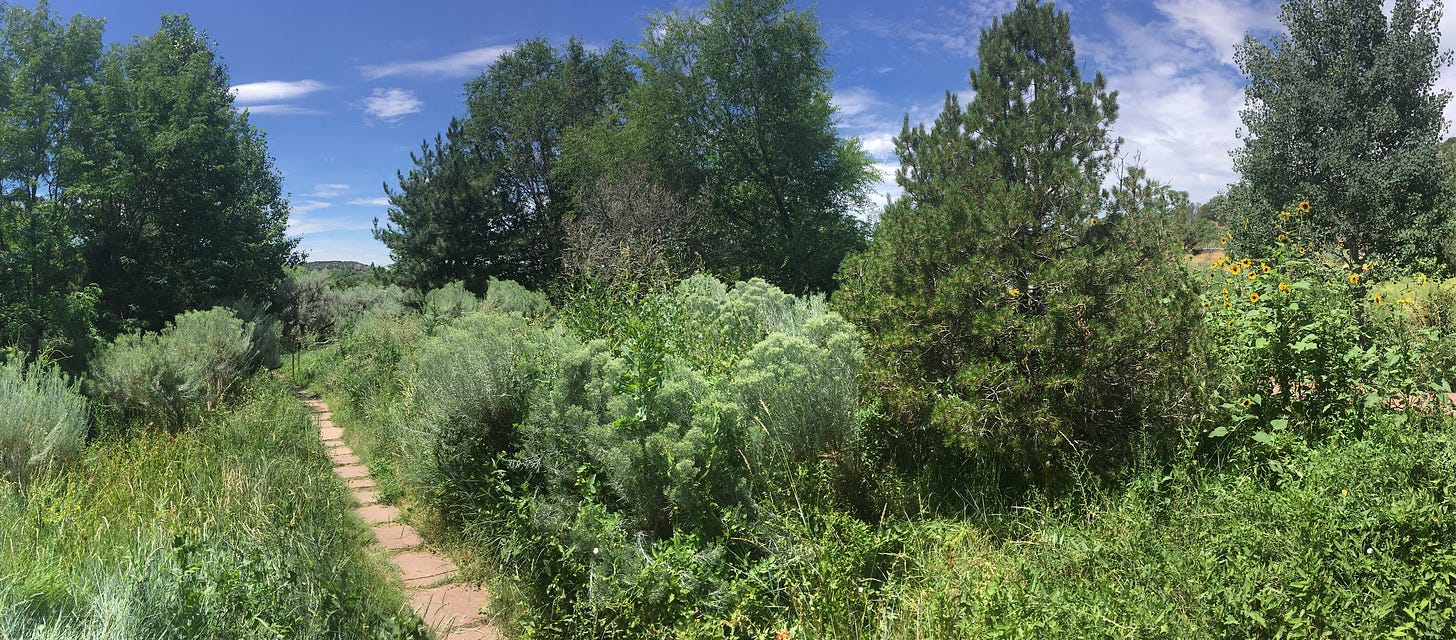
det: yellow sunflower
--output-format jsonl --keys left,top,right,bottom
{"left": 1298, "top": 200, "right": 1311, "bottom": 213}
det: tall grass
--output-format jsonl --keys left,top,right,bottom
{"left": 0, "top": 375, "right": 425, "bottom": 638}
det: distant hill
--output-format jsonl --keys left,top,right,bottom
{"left": 301, "top": 260, "right": 371, "bottom": 272}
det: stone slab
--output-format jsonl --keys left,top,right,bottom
{"left": 357, "top": 504, "right": 400, "bottom": 525}
{"left": 411, "top": 583, "right": 490, "bottom": 629}
{"left": 322, "top": 439, "right": 346, "bottom": 449}
{"left": 319, "top": 426, "right": 344, "bottom": 440}
{"left": 373, "top": 523, "right": 422, "bottom": 550}
{"left": 347, "top": 477, "right": 376, "bottom": 490}
{"left": 352, "top": 489, "right": 380, "bottom": 506}
{"left": 330, "top": 452, "right": 362, "bottom": 466}
{"left": 334, "top": 464, "right": 370, "bottom": 479}
{"left": 443, "top": 626, "right": 503, "bottom": 640}
{"left": 392, "top": 551, "right": 457, "bottom": 586}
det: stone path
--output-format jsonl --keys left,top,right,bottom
{"left": 295, "top": 390, "right": 501, "bottom": 640}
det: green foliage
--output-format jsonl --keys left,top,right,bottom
{"left": 836, "top": 0, "right": 1203, "bottom": 488}
{"left": 571, "top": 0, "right": 873, "bottom": 293}
{"left": 0, "top": 378, "right": 425, "bottom": 638}
{"left": 1203, "top": 209, "right": 1451, "bottom": 461}
{"left": 377, "top": 38, "right": 635, "bottom": 293}
{"left": 0, "top": 360, "right": 87, "bottom": 483}
{"left": 0, "top": 3, "right": 104, "bottom": 366}
{"left": 1233, "top": 0, "right": 1453, "bottom": 269}
{"left": 89, "top": 307, "right": 255, "bottom": 433}
{"left": 483, "top": 277, "right": 553, "bottom": 318}
{"left": 421, "top": 280, "right": 479, "bottom": 330}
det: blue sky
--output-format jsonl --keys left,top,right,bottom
{"left": 41, "top": 0, "right": 1456, "bottom": 265}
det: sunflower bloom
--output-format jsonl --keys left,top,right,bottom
{"left": 1240, "top": 397, "right": 1253, "bottom": 408}
{"left": 1278, "top": 282, "right": 1291, "bottom": 294}
{"left": 1298, "top": 200, "right": 1311, "bottom": 212}
{"left": 1241, "top": 258, "right": 1252, "bottom": 268}
{"left": 1229, "top": 264, "right": 1243, "bottom": 275}
{"left": 1277, "top": 233, "right": 1288, "bottom": 243}
{"left": 1348, "top": 273, "right": 1360, "bottom": 285}
{"left": 1250, "top": 292, "right": 1260, "bottom": 303}
{"left": 1417, "top": 273, "right": 1428, "bottom": 286}
{"left": 1260, "top": 262, "right": 1270, "bottom": 274}
{"left": 1007, "top": 288, "right": 1020, "bottom": 297}
{"left": 1373, "top": 292, "right": 1384, "bottom": 305}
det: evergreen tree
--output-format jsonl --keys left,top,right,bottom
{"left": 836, "top": 0, "right": 1201, "bottom": 487}
{"left": 1233, "top": 0, "right": 1452, "bottom": 269}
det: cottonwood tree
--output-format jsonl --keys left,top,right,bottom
{"left": 64, "top": 15, "right": 295, "bottom": 333}
{"left": 567, "top": 0, "right": 874, "bottom": 293}
{"left": 836, "top": 0, "right": 1201, "bottom": 488}
{"left": 0, "top": 2, "right": 103, "bottom": 364}
{"left": 376, "top": 38, "right": 634, "bottom": 294}
{"left": 1233, "top": 0, "right": 1452, "bottom": 269}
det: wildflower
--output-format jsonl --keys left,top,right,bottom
{"left": 1229, "top": 264, "right": 1243, "bottom": 275}
{"left": 1298, "top": 246, "right": 1306, "bottom": 255}
{"left": 1241, "top": 258, "right": 1252, "bottom": 268}
{"left": 1249, "top": 292, "right": 1260, "bottom": 303}
{"left": 1279, "top": 282, "right": 1291, "bottom": 294}
{"left": 1240, "top": 397, "right": 1253, "bottom": 409}
{"left": 1260, "top": 262, "right": 1270, "bottom": 274}
{"left": 1417, "top": 273, "right": 1428, "bottom": 286}
{"left": 776, "top": 631, "right": 791, "bottom": 640}
{"left": 1361, "top": 262, "right": 1370, "bottom": 272}
{"left": 1007, "top": 288, "right": 1020, "bottom": 297}
{"left": 1348, "top": 273, "right": 1360, "bottom": 285}
{"left": 1373, "top": 292, "right": 1384, "bottom": 305}
{"left": 1202, "top": 300, "right": 1211, "bottom": 308}
{"left": 1089, "top": 217, "right": 1097, "bottom": 225}
{"left": 1248, "top": 272, "right": 1258, "bottom": 281}
{"left": 1341, "top": 488, "right": 1348, "bottom": 497}
{"left": 1277, "top": 233, "right": 1288, "bottom": 243}
{"left": 1220, "top": 234, "right": 1229, "bottom": 245}
{"left": 1280, "top": 210, "right": 1291, "bottom": 220}
{"left": 1298, "top": 200, "right": 1311, "bottom": 213}
{"left": 1397, "top": 296, "right": 1413, "bottom": 305}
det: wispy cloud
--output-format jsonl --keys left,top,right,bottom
{"left": 309, "top": 184, "right": 351, "bottom": 198}
{"left": 852, "top": 2, "right": 1017, "bottom": 58}
{"left": 363, "top": 88, "right": 423, "bottom": 123}
{"left": 1154, "top": 0, "right": 1282, "bottom": 66}
{"left": 239, "top": 104, "right": 328, "bottom": 116}
{"left": 292, "top": 200, "right": 333, "bottom": 213}
{"left": 360, "top": 45, "right": 512, "bottom": 79}
{"left": 230, "top": 80, "right": 330, "bottom": 116}
{"left": 348, "top": 196, "right": 392, "bottom": 207}
{"left": 287, "top": 211, "right": 375, "bottom": 236}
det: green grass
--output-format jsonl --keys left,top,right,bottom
{"left": 0, "top": 374, "right": 427, "bottom": 639}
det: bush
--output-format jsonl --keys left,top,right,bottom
{"left": 0, "top": 361, "right": 88, "bottom": 483}
{"left": 420, "top": 280, "right": 479, "bottom": 331}
{"left": 483, "top": 278, "right": 552, "bottom": 318}
{"left": 89, "top": 307, "right": 254, "bottom": 433}
{"left": 227, "top": 298, "right": 282, "bottom": 370}
{"left": 408, "top": 311, "right": 561, "bottom": 515}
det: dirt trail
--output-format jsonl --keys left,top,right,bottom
{"left": 294, "top": 389, "right": 502, "bottom": 640}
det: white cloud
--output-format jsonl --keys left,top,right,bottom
{"left": 363, "top": 88, "right": 424, "bottom": 122}
{"left": 308, "top": 184, "right": 351, "bottom": 198}
{"left": 360, "top": 45, "right": 512, "bottom": 79}
{"left": 292, "top": 200, "right": 333, "bottom": 213}
{"left": 348, "top": 196, "right": 392, "bottom": 207}
{"left": 238, "top": 104, "right": 327, "bottom": 116}
{"left": 1154, "top": 0, "right": 1282, "bottom": 67}
{"left": 287, "top": 211, "right": 375, "bottom": 235}
{"left": 231, "top": 80, "right": 329, "bottom": 103}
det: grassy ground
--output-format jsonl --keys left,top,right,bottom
{"left": 0, "top": 374, "right": 427, "bottom": 639}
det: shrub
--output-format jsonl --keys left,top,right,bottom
{"left": 330, "top": 283, "right": 412, "bottom": 329}
{"left": 483, "top": 278, "right": 552, "bottom": 318}
{"left": 420, "top": 280, "right": 479, "bottom": 331}
{"left": 89, "top": 307, "right": 254, "bottom": 433}
{"left": 408, "top": 311, "right": 561, "bottom": 514}
{"left": 227, "top": 298, "right": 282, "bottom": 370}
{"left": 0, "top": 361, "right": 88, "bottom": 483}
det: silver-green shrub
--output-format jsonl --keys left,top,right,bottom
{"left": 0, "top": 361, "right": 88, "bottom": 483}
{"left": 730, "top": 313, "right": 862, "bottom": 473}
{"left": 329, "top": 283, "right": 411, "bottom": 330}
{"left": 421, "top": 280, "right": 479, "bottom": 331}
{"left": 408, "top": 311, "right": 563, "bottom": 512}
{"left": 484, "top": 278, "right": 553, "bottom": 318}
{"left": 89, "top": 307, "right": 254, "bottom": 432}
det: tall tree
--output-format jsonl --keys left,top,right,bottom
{"left": 595, "top": 0, "right": 875, "bottom": 293}
{"left": 376, "top": 38, "right": 634, "bottom": 293}
{"left": 1233, "top": 0, "right": 1452, "bottom": 268}
{"left": 835, "top": 0, "right": 1200, "bottom": 487}
{"left": 0, "top": 1, "right": 103, "bottom": 364}
{"left": 64, "top": 15, "right": 295, "bottom": 332}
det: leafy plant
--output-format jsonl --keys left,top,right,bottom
{"left": 0, "top": 360, "right": 88, "bottom": 483}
